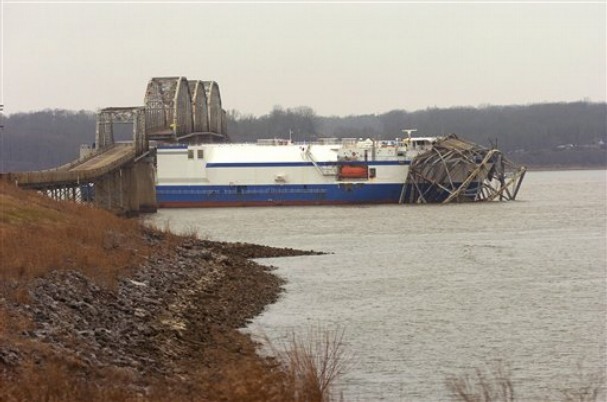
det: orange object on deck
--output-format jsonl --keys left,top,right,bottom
{"left": 340, "top": 165, "right": 368, "bottom": 178}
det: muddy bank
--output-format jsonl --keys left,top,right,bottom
{"left": 1, "top": 231, "right": 322, "bottom": 394}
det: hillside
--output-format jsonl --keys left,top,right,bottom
{"left": 0, "top": 180, "right": 330, "bottom": 401}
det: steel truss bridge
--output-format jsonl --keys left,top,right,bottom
{"left": 4, "top": 77, "right": 229, "bottom": 215}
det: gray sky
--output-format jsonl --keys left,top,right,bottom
{"left": 2, "top": 1, "right": 605, "bottom": 117}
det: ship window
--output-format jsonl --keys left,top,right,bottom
{"left": 197, "top": 149, "right": 204, "bottom": 159}
{"left": 369, "top": 168, "right": 376, "bottom": 178}
{"left": 187, "top": 150, "right": 194, "bottom": 159}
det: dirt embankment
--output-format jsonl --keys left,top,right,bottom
{"left": 0, "top": 228, "right": 323, "bottom": 400}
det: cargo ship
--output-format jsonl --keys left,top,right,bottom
{"left": 155, "top": 135, "right": 438, "bottom": 207}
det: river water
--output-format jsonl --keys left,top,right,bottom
{"left": 146, "top": 170, "right": 606, "bottom": 401}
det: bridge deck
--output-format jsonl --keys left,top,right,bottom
{"left": 9, "top": 144, "right": 137, "bottom": 187}
{"left": 69, "top": 144, "right": 134, "bottom": 172}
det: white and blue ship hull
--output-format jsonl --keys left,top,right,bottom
{"left": 156, "top": 182, "right": 408, "bottom": 207}
{"left": 155, "top": 138, "right": 435, "bottom": 207}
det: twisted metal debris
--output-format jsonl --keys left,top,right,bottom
{"left": 402, "top": 134, "right": 526, "bottom": 203}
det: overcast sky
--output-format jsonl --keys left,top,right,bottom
{"left": 1, "top": 1, "right": 605, "bottom": 117}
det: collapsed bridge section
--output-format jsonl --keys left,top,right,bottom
{"left": 401, "top": 134, "right": 526, "bottom": 204}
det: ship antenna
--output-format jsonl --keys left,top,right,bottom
{"left": 402, "top": 129, "right": 417, "bottom": 140}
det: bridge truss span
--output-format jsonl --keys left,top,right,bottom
{"left": 7, "top": 75, "right": 230, "bottom": 215}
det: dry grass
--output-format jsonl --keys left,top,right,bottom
{"left": 147, "top": 219, "right": 209, "bottom": 242}
{"left": 264, "top": 326, "right": 350, "bottom": 402}
{"left": 0, "top": 180, "right": 147, "bottom": 290}
{"left": 447, "top": 362, "right": 606, "bottom": 402}
{"left": 446, "top": 362, "right": 515, "bottom": 402}
{"left": 0, "top": 328, "right": 349, "bottom": 402}
{"left": 0, "top": 359, "right": 145, "bottom": 402}
{"left": 190, "top": 356, "right": 294, "bottom": 402}
{"left": 192, "top": 326, "right": 349, "bottom": 402}
{"left": 558, "top": 367, "right": 606, "bottom": 402}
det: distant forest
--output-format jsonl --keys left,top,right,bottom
{"left": 1, "top": 102, "right": 605, "bottom": 172}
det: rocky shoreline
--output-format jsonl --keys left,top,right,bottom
{"left": 1, "top": 230, "right": 322, "bottom": 397}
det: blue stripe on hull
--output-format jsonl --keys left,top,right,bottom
{"left": 157, "top": 183, "right": 405, "bottom": 207}
{"left": 205, "top": 160, "right": 409, "bottom": 168}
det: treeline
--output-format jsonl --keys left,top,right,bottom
{"left": 1, "top": 109, "right": 130, "bottom": 172}
{"left": 1, "top": 110, "right": 96, "bottom": 172}
{"left": 228, "top": 102, "right": 606, "bottom": 168}
{"left": 1, "top": 102, "right": 605, "bottom": 172}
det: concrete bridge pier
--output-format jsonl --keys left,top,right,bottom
{"left": 131, "top": 161, "right": 157, "bottom": 214}
{"left": 94, "top": 160, "right": 157, "bottom": 216}
{"left": 94, "top": 169, "right": 125, "bottom": 215}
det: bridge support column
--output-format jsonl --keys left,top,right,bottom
{"left": 122, "top": 165, "right": 140, "bottom": 215}
{"left": 94, "top": 169, "right": 124, "bottom": 214}
{"left": 134, "top": 160, "right": 157, "bottom": 213}
{"left": 93, "top": 160, "right": 156, "bottom": 216}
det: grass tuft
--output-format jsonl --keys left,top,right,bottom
{"left": 265, "top": 326, "right": 351, "bottom": 402}
{"left": 558, "top": 365, "right": 606, "bottom": 402}
{"left": 446, "top": 362, "right": 514, "bottom": 402}
{"left": 446, "top": 361, "right": 605, "bottom": 402}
